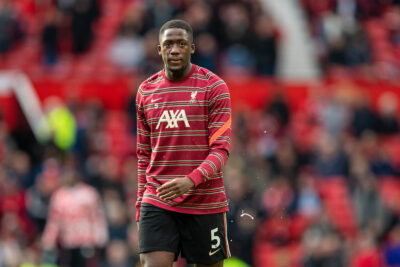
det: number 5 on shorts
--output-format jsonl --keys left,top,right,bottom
{"left": 211, "top": 227, "right": 220, "bottom": 249}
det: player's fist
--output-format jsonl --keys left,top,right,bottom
{"left": 157, "top": 176, "right": 194, "bottom": 201}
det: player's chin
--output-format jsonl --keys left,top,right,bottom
{"left": 167, "top": 65, "right": 185, "bottom": 72}
{"left": 168, "top": 64, "right": 184, "bottom": 71}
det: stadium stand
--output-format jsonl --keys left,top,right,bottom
{"left": 1, "top": 0, "right": 400, "bottom": 267}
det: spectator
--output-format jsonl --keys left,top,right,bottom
{"left": 318, "top": 91, "right": 351, "bottom": 137}
{"left": 147, "top": 0, "right": 175, "bottom": 29}
{"left": 302, "top": 210, "right": 345, "bottom": 267}
{"left": 226, "top": 170, "right": 257, "bottom": 265}
{"left": 383, "top": 222, "right": 400, "bottom": 266}
{"left": 335, "top": 0, "right": 359, "bottom": 27}
{"left": 41, "top": 8, "right": 60, "bottom": 66}
{"left": 352, "top": 173, "right": 389, "bottom": 232}
{"left": 269, "top": 139, "right": 300, "bottom": 183}
{"left": 351, "top": 96, "right": 377, "bottom": 137}
{"left": 217, "top": 2, "right": 252, "bottom": 48}
{"left": 345, "top": 28, "right": 371, "bottom": 67}
{"left": 109, "top": 14, "right": 145, "bottom": 70}
{"left": 192, "top": 33, "right": 218, "bottom": 72}
{"left": 25, "top": 174, "right": 54, "bottom": 233}
{"left": 221, "top": 44, "right": 255, "bottom": 75}
{"left": 268, "top": 90, "right": 290, "bottom": 130}
{"left": 376, "top": 92, "right": 399, "bottom": 135}
{"left": 71, "top": 0, "right": 99, "bottom": 53}
{"left": 260, "top": 178, "right": 296, "bottom": 217}
{"left": 386, "top": 6, "right": 400, "bottom": 46}
{"left": 183, "top": 1, "right": 212, "bottom": 36}
{"left": 0, "top": 0, "right": 24, "bottom": 54}
{"left": 103, "top": 189, "right": 128, "bottom": 241}
{"left": 312, "top": 132, "right": 349, "bottom": 177}
{"left": 9, "top": 150, "right": 32, "bottom": 189}
{"left": 251, "top": 14, "right": 277, "bottom": 75}
{"left": 296, "top": 173, "right": 321, "bottom": 219}
{"left": 138, "top": 29, "right": 163, "bottom": 77}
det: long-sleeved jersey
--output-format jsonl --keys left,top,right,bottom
{"left": 42, "top": 183, "right": 108, "bottom": 249}
{"left": 136, "top": 64, "right": 231, "bottom": 221}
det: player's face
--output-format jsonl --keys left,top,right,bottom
{"left": 158, "top": 28, "right": 195, "bottom": 78}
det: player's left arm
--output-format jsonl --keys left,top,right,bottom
{"left": 157, "top": 81, "right": 231, "bottom": 200}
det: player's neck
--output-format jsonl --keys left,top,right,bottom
{"left": 165, "top": 63, "right": 192, "bottom": 81}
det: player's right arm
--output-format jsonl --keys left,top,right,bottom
{"left": 136, "top": 85, "right": 151, "bottom": 222}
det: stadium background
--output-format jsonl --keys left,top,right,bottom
{"left": 1, "top": 0, "right": 400, "bottom": 266}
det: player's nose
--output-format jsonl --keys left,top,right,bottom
{"left": 170, "top": 44, "right": 180, "bottom": 54}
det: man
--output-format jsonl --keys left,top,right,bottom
{"left": 136, "top": 19, "right": 232, "bottom": 267}
{"left": 42, "top": 169, "right": 108, "bottom": 267}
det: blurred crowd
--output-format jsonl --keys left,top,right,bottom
{"left": 0, "top": 98, "right": 141, "bottom": 266}
{"left": 0, "top": 0, "right": 279, "bottom": 77}
{"left": 110, "top": 0, "right": 279, "bottom": 76}
{"left": 228, "top": 83, "right": 400, "bottom": 266}
{"left": 1, "top": 0, "right": 400, "bottom": 267}
{"left": 301, "top": 0, "right": 400, "bottom": 77}
{"left": 4, "top": 0, "right": 400, "bottom": 77}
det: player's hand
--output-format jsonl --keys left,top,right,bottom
{"left": 157, "top": 176, "right": 194, "bottom": 201}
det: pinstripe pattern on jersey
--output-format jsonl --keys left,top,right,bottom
{"left": 153, "top": 145, "right": 209, "bottom": 152}
{"left": 190, "top": 72, "right": 213, "bottom": 80}
{"left": 140, "top": 80, "right": 225, "bottom": 96}
{"left": 209, "top": 93, "right": 230, "bottom": 107}
{"left": 150, "top": 159, "right": 204, "bottom": 167}
{"left": 146, "top": 74, "right": 164, "bottom": 84}
{"left": 136, "top": 64, "right": 231, "bottom": 219}
{"left": 146, "top": 173, "right": 223, "bottom": 181}
{"left": 137, "top": 129, "right": 150, "bottom": 137}
{"left": 143, "top": 101, "right": 209, "bottom": 111}
{"left": 150, "top": 130, "right": 207, "bottom": 139}
{"left": 210, "top": 108, "right": 231, "bottom": 116}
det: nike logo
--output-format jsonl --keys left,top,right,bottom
{"left": 208, "top": 248, "right": 221, "bottom": 256}
{"left": 151, "top": 98, "right": 162, "bottom": 103}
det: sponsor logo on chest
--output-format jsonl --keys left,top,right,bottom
{"left": 156, "top": 109, "right": 190, "bottom": 129}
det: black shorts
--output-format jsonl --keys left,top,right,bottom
{"left": 138, "top": 203, "right": 231, "bottom": 265}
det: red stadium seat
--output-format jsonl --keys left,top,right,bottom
{"left": 316, "top": 176, "right": 358, "bottom": 238}
{"left": 350, "top": 248, "right": 384, "bottom": 267}
{"left": 377, "top": 176, "right": 400, "bottom": 214}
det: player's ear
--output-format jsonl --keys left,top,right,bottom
{"left": 191, "top": 43, "right": 195, "bottom": 54}
{"left": 158, "top": 44, "right": 161, "bottom": 55}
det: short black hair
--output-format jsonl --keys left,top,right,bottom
{"left": 159, "top": 19, "right": 193, "bottom": 43}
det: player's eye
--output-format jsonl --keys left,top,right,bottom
{"left": 180, "top": 42, "right": 186, "bottom": 47}
{"left": 164, "top": 42, "right": 171, "bottom": 48}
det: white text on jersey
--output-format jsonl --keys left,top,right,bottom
{"left": 156, "top": 110, "right": 191, "bottom": 129}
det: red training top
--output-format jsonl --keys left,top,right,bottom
{"left": 135, "top": 64, "right": 232, "bottom": 221}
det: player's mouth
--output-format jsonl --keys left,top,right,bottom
{"left": 168, "top": 58, "right": 182, "bottom": 64}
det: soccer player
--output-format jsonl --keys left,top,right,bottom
{"left": 136, "top": 19, "right": 232, "bottom": 267}
{"left": 42, "top": 170, "right": 108, "bottom": 267}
